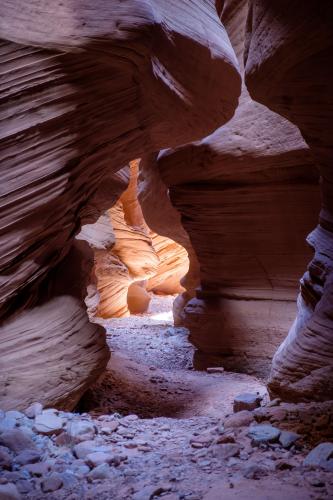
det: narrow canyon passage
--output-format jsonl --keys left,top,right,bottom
{"left": 1, "top": 0, "right": 333, "bottom": 499}
{"left": 79, "top": 295, "right": 266, "bottom": 418}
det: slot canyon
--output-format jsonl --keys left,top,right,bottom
{"left": 0, "top": 0, "right": 333, "bottom": 499}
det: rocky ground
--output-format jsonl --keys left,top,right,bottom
{"left": 1, "top": 297, "right": 333, "bottom": 499}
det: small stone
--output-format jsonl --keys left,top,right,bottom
{"left": 247, "top": 424, "right": 281, "bottom": 446}
{"left": 215, "top": 431, "right": 235, "bottom": 444}
{"left": 25, "top": 462, "right": 50, "bottom": 476}
{"left": 212, "top": 443, "right": 241, "bottom": 460}
{"left": 233, "top": 393, "right": 262, "bottom": 413}
{"left": 0, "top": 446, "right": 12, "bottom": 470}
{"left": 0, "top": 483, "right": 21, "bottom": 500}
{"left": 85, "top": 451, "right": 114, "bottom": 468}
{"left": 267, "top": 407, "right": 287, "bottom": 423}
{"left": 16, "top": 480, "right": 34, "bottom": 495}
{"left": 133, "top": 484, "right": 172, "bottom": 500}
{"left": 66, "top": 420, "right": 96, "bottom": 443}
{"left": 227, "top": 457, "right": 241, "bottom": 467}
{"left": 279, "top": 431, "right": 300, "bottom": 449}
{"left": 73, "top": 440, "right": 99, "bottom": 459}
{"left": 5, "top": 411, "right": 25, "bottom": 421}
{"left": 23, "top": 403, "right": 43, "bottom": 419}
{"left": 59, "top": 471, "right": 79, "bottom": 489}
{"left": 190, "top": 434, "right": 212, "bottom": 448}
{"left": 303, "top": 442, "right": 333, "bottom": 470}
{"left": 100, "top": 421, "right": 119, "bottom": 434}
{"left": 243, "top": 463, "right": 269, "bottom": 479}
{"left": 41, "top": 472, "right": 63, "bottom": 493}
{"left": 0, "top": 429, "right": 35, "bottom": 453}
{"left": 15, "top": 449, "right": 41, "bottom": 465}
{"left": 34, "top": 412, "right": 65, "bottom": 435}
{"left": 0, "top": 417, "right": 17, "bottom": 432}
{"left": 206, "top": 367, "right": 224, "bottom": 374}
{"left": 88, "top": 463, "right": 111, "bottom": 481}
{"left": 275, "top": 459, "right": 296, "bottom": 470}
{"left": 55, "top": 431, "right": 72, "bottom": 446}
{"left": 224, "top": 410, "right": 254, "bottom": 429}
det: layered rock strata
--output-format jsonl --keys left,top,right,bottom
{"left": 244, "top": 0, "right": 333, "bottom": 400}
{"left": 150, "top": 0, "right": 320, "bottom": 375}
{"left": 0, "top": 0, "right": 240, "bottom": 408}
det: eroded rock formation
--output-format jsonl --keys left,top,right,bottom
{"left": 244, "top": 0, "right": 333, "bottom": 400}
{"left": 94, "top": 161, "right": 189, "bottom": 319}
{"left": 148, "top": 0, "right": 320, "bottom": 376}
{"left": 0, "top": 1, "right": 240, "bottom": 409}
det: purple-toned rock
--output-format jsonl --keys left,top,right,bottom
{"left": 0, "top": 446, "right": 12, "bottom": 470}
{"left": 23, "top": 403, "right": 43, "bottom": 419}
{"left": 233, "top": 393, "right": 262, "bottom": 413}
{"left": 41, "top": 473, "right": 63, "bottom": 493}
{"left": 15, "top": 449, "right": 41, "bottom": 465}
{"left": 0, "top": 429, "right": 35, "bottom": 453}
{"left": 0, "top": 483, "right": 21, "bottom": 500}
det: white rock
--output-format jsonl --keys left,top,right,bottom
{"left": 24, "top": 403, "right": 43, "bottom": 419}
{"left": 66, "top": 420, "right": 96, "bottom": 443}
{"left": 34, "top": 412, "right": 65, "bottom": 435}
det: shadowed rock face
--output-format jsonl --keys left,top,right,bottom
{"left": 0, "top": 1, "right": 240, "bottom": 409}
{"left": 244, "top": 0, "right": 333, "bottom": 401}
{"left": 148, "top": 0, "right": 320, "bottom": 376}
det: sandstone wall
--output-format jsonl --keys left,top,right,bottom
{"left": 149, "top": 0, "right": 320, "bottom": 376}
{"left": 244, "top": 0, "right": 333, "bottom": 400}
{"left": 0, "top": 0, "right": 240, "bottom": 409}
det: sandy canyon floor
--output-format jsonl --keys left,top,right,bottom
{"left": 1, "top": 296, "right": 333, "bottom": 499}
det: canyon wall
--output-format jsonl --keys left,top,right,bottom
{"left": 244, "top": 0, "right": 333, "bottom": 400}
{"left": 148, "top": 0, "right": 320, "bottom": 376}
{"left": 0, "top": 0, "right": 240, "bottom": 409}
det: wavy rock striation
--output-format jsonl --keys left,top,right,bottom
{"left": 150, "top": 0, "right": 320, "bottom": 375}
{"left": 0, "top": 0, "right": 240, "bottom": 408}
{"left": 244, "top": 0, "right": 333, "bottom": 400}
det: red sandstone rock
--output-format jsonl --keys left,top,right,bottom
{"left": 244, "top": 0, "right": 333, "bottom": 400}
{"left": 149, "top": 0, "right": 319, "bottom": 375}
{"left": 0, "top": 1, "right": 240, "bottom": 408}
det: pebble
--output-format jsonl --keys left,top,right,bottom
{"left": 23, "top": 403, "right": 43, "bottom": 419}
{"left": 5, "top": 411, "right": 25, "bottom": 421}
{"left": 224, "top": 411, "right": 254, "bottom": 429}
{"left": 73, "top": 440, "right": 101, "bottom": 459}
{"left": 34, "top": 412, "right": 65, "bottom": 435}
{"left": 88, "top": 463, "right": 112, "bottom": 481}
{"left": 233, "top": 393, "right": 262, "bottom": 413}
{"left": 0, "top": 429, "right": 35, "bottom": 453}
{"left": 85, "top": 451, "right": 114, "bottom": 468}
{"left": 242, "top": 463, "right": 269, "bottom": 479}
{"left": 278, "top": 431, "right": 300, "bottom": 449}
{"left": 66, "top": 420, "right": 96, "bottom": 443}
{"left": 303, "top": 442, "right": 333, "bottom": 470}
{"left": 190, "top": 434, "right": 212, "bottom": 448}
{"left": 41, "top": 473, "right": 63, "bottom": 493}
{"left": 247, "top": 425, "right": 281, "bottom": 446}
{"left": 212, "top": 443, "right": 240, "bottom": 460}
{"left": 15, "top": 449, "right": 41, "bottom": 465}
{"left": 0, "top": 483, "right": 21, "bottom": 500}
{"left": 0, "top": 446, "right": 12, "bottom": 470}
{"left": 25, "top": 462, "right": 51, "bottom": 477}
